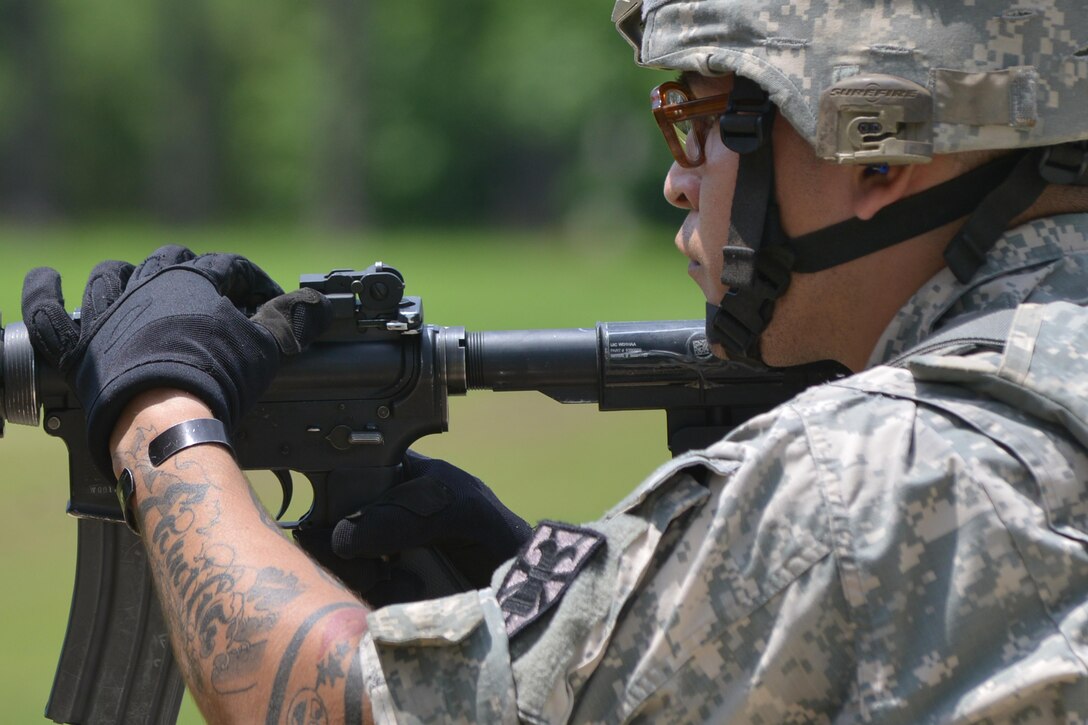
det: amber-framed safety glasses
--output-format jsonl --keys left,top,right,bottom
{"left": 651, "top": 81, "right": 731, "bottom": 168}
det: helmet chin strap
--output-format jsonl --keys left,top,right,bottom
{"left": 707, "top": 79, "right": 1062, "bottom": 366}
{"left": 704, "top": 77, "right": 792, "bottom": 363}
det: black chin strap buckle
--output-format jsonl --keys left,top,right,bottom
{"left": 1038, "top": 141, "right": 1088, "bottom": 186}
{"left": 708, "top": 247, "right": 794, "bottom": 361}
{"left": 720, "top": 246, "right": 757, "bottom": 289}
{"left": 719, "top": 77, "right": 774, "bottom": 155}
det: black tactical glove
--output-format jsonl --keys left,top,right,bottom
{"left": 22, "top": 244, "right": 331, "bottom": 477}
{"left": 295, "top": 452, "right": 532, "bottom": 606}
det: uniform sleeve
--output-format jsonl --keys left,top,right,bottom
{"left": 360, "top": 403, "right": 855, "bottom": 723}
{"left": 544, "top": 406, "right": 852, "bottom": 723}
{"left": 358, "top": 463, "right": 716, "bottom": 724}
{"left": 360, "top": 589, "right": 519, "bottom": 724}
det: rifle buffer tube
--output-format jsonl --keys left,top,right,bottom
{"left": 460, "top": 327, "right": 598, "bottom": 396}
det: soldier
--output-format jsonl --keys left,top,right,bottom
{"left": 21, "top": 0, "right": 1088, "bottom": 722}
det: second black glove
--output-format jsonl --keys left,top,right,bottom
{"left": 296, "top": 452, "right": 531, "bottom": 606}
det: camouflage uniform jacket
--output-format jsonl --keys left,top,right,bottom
{"left": 361, "top": 213, "right": 1088, "bottom": 724}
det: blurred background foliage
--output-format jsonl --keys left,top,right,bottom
{"left": 0, "top": 0, "right": 672, "bottom": 229}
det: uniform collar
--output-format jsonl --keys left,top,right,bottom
{"left": 867, "top": 213, "right": 1088, "bottom": 367}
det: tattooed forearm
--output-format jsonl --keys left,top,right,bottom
{"left": 267, "top": 603, "right": 354, "bottom": 724}
{"left": 268, "top": 606, "right": 369, "bottom": 725}
{"left": 112, "top": 394, "right": 372, "bottom": 724}
{"left": 129, "top": 424, "right": 307, "bottom": 697}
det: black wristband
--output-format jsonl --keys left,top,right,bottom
{"left": 148, "top": 418, "right": 234, "bottom": 467}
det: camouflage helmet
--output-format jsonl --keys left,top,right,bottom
{"left": 614, "top": 0, "right": 1088, "bottom": 164}
{"left": 613, "top": 0, "right": 1088, "bottom": 366}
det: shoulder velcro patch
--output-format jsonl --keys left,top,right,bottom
{"left": 496, "top": 520, "right": 605, "bottom": 639}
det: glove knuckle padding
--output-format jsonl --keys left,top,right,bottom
{"left": 36, "top": 306, "right": 81, "bottom": 370}
{"left": 190, "top": 252, "right": 285, "bottom": 306}
{"left": 251, "top": 288, "right": 332, "bottom": 356}
{"left": 82, "top": 261, "right": 134, "bottom": 325}
{"left": 130, "top": 245, "right": 196, "bottom": 282}
{"left": 21, "top": 266, "right": 79, "bottom": 368}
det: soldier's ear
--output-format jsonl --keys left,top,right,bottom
{"left": 851, "top": 162, "right": 915, "bottom": 221}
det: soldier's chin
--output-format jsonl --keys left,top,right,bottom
{"left": 710, "top": 342, "right": 729, "bottom": 360}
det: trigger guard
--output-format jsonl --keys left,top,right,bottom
{"left": 272, "top": 469, "right": 294, "bottom": 522}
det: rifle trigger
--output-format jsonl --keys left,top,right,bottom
{"left": 272, "top": 469, "right": 294, "bottom": 521}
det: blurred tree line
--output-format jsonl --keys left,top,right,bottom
{"left": 0, "top": 0, "right": 674, "bottom": 228}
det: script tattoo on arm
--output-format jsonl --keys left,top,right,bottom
{"left": 120, "top": 418, "right": 372, "bottom": 723}
{"left": 131, "top": 422, "right": 307, "bottom": 695}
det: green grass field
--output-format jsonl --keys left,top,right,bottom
{"left": 0, "top": 222, "right": 706, "bottom": 722}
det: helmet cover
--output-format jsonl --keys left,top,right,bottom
{"left": 620, "top": 0, "right": 1088, "bottom": 162}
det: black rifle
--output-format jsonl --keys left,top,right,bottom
{"left": 0, "top": 264, "right": 842, "bottom": 724}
